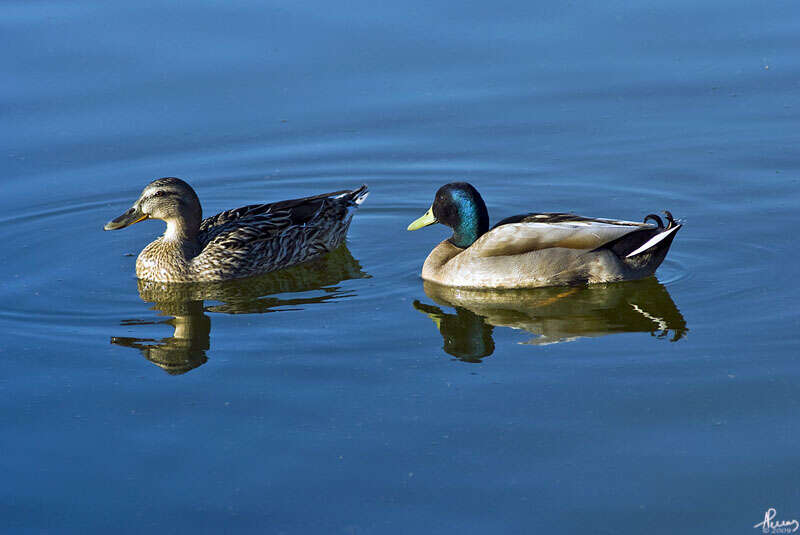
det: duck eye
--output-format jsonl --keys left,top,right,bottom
{"left": 153, "top": 190, "right": 166, "bottom": 197}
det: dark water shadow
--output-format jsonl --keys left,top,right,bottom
{"left": 111, "top": 245, "right": 368, "bottom": 374}
{"left": 414, "top": 278, "right": 687, "bottom": 362}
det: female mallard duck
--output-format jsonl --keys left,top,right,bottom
{"left": 104, "top": 177, "right": 368, "bottom": 282}
{"left": 407, "top": 182, "right": 681, "bottom": 288}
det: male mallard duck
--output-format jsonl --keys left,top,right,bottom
{"left": 104, "top": 177, "right": 368, "bottom": 282}
{"left": 407, "top": 182, "right": 681, "bottom": 288}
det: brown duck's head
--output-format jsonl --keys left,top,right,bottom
{"left": 104, "top": 177, "right": 202, "bottom": 232}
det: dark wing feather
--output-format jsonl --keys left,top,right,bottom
{"left": 201, "top": 189, "right": 348, "bottom": 232}
{"left": 198, "top": 186, "right": 367, "bottom": 245}
{"left": 192, "top": 186, "right": 367, "bottom": 279}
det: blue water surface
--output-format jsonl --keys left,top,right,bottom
{"left": 2, "top": 1, "right": 799, "bottom": 533}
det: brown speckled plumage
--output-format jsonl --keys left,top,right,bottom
{"left": 105, "top": 177, "right": 368, "bottom": 282}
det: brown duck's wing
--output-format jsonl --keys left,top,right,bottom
{"left": 198, "top": 185, "right": 368, "bottom": 244}
{"left": 473, "top": 218, "right": 651, "bottom": 258}
{"left": 192, "top": 186, "right": 368, "bottom": 277}
{"left": 191, "top": 222, "right": 310, "bottom": 279}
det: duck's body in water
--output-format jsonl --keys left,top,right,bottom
{"left": 407, "top": 182, "right": 681, "bottom": 289}
{"left": 105, "top": 177, "right": 368, "bottom": 283}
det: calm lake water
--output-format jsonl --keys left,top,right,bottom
{"left": 3, "top": 1, "right": 799, "bottom": 533}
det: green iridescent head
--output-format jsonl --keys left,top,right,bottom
{"left": 407, "top": 182, "right": 490, "bottom": 248}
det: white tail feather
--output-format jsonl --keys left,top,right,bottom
{"left": 334, "top": 185, "right": 369, "bottom": 206}
{"left": 353, "top": 190, "right": 369, "bottom": 205}
{"left": 626, "top": 225, "right": 680, "bottom": 258}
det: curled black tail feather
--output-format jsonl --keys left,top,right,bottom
{"left": 595, "top": 210, "right": 681, "bottom": 262}
{"left": 663, "top": 210, "right": 676, "bottom": 229}
{"left": 643, "top": 214, "right": 664, "bottom": 228}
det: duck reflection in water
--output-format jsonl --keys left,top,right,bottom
{"left": 414, "top": 278, "right": 687, "bottom": 362}
{"left": 111, "top": 245, "right": 368, "bottom": 374}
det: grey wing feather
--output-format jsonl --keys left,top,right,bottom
{"left": 473, "top": 220, "right": 648, "bottom": 258}
{"left": 493, "top": 212, "right": 651, "bottom": 228}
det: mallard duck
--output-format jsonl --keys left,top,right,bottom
{"left": 407, "top": 182, "right": 681, "bottom": 288}
{"left": 104, "top": 177, "right": 368, "bottom": 282}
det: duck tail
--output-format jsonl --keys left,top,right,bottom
{"left": 623, "top": 224, "right": 681, "bottom": 260}
{"left": 643, "top": 213, "right": 664, "bottom": 228}
{"left": 625, "top": 211, "right": 681, "bottom": 258}
{"left": 332, "top": 184, "right": 369, "bottom": 206}
{"left": 350, "top": 184, "right": 369, "bottom": 206}
{"left": 592, "top": 211, "right": 681, "bottom": 279}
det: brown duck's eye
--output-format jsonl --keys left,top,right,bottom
{"left": 153, "top": 190, "right": 166, "bottom": 197}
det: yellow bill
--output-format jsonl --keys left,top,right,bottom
{"left": 407, "top": 206, "right": 437, "bottom": 231}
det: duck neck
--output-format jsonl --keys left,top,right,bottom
{"left": 163, "top": 218, "right": 201, "bottom": 256}
{"left": 449, "top": 197, "right": 489, "bottom": 249}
